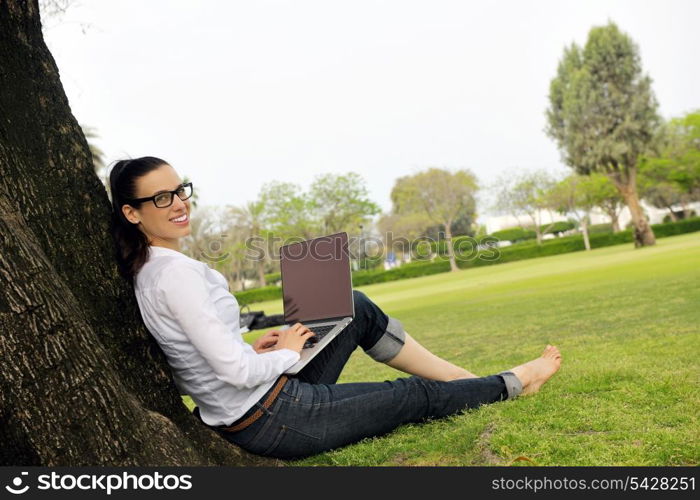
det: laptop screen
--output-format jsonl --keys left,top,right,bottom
{"left": 280, "top": 232, "right": 354, "bottom": 323}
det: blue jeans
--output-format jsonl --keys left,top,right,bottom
{"left": 197, "top": 291, "right": 522, "bottom": 459}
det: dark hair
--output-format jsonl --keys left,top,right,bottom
{"left": 109, "top": 156, "right": 169, "bottom": 283}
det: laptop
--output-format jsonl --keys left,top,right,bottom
{"left": 279, "top": 232, "right": 355, "bottom": 375}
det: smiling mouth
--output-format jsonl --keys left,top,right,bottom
{"left": 170, "top": 213, "right": 188, "bottom": 223}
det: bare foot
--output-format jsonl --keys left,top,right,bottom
{"left": 509, "top": 345, "right": 562, "bottom": 395}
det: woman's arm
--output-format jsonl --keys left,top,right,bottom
{"left": 157, "top": 263, "right": 299, "bottom": 389}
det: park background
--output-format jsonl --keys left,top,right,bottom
{"left": 0, "top": 0, "right": 697, "bottom": 466}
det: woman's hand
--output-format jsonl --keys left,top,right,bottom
{"left": 273, "top": 323, "right": 315, "bottom": 354}
{"left": 252, "top": 330, "right": 281, "bottom": 354}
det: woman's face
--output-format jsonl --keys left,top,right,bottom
{"left": 121, "top": 164, "right": 192, "bottom": 249}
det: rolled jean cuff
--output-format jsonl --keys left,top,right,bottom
{"left": 497, "top": 371, "right": 523, "bottom": 400}
{"left": 365, "top": 317, "right": 406, "bottom": 362}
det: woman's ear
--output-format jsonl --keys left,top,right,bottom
{"left": 121, "top": 204, "right": 140, "bottom": 225}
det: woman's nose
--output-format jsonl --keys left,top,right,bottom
{"left": 172, "top": 195, "right": 188, "bottom": 210}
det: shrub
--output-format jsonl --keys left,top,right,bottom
{"left": 491, "top": 227, "right": 537, "bottom": 242}
{"left": 652, "top": 216, "right": 700, "bottom": 237}
{"left": 264, "top": 272, "right": 281, "bottom": 284}
{"left": 351, "top": 260, "right": 450, "bottom": 286}
{"left": 588, "top": 223, "right": 613, "bottom": 234}
{"left": 235, "top": 285, "right": 282, "bottom": 306}
{"left": 543, "top": 221, "right": 576, "bottom": 234}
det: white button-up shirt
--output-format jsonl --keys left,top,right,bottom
{"left": 133, "top": 245, "right": 299, "bottom": 426}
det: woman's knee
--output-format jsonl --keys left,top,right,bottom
{"left": 352, "top": 290, "right": 370, "bottom": 311}
{"left": 350, "top": 291, "right": 407, "bottom": 361}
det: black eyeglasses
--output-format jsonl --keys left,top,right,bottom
{"left": 128, "top": 182, "right": 194, "bottom": 208}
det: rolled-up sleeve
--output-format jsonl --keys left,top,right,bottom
{"left": 157, "top": 263, "right": 299, "bottom": 389}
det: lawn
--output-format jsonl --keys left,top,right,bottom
{"left": 188, "top": 232, "right": 700, "bottom": 465}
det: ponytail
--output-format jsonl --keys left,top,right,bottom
{"left": 108, "top": 157, "right": 168, "bottom": 283}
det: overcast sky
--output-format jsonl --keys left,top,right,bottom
{"left": 42, "top": 0, "right": 700, "bottom": 220}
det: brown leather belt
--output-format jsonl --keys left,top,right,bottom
{"left": 218, "top": 375, "right": 288, "bottom": 433}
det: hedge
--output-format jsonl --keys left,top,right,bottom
{"left": 263, "top": 272, "right": 281, "bottom": 284}
{"left": 588, "top": 223, "right": 614, "bottom": 234}
{"left": 543, "top": 220, "right": 576, "bottom": 234}
{"left": 235, "top": 218, "right": 700, "bottom": 304}
{"left": 351, "top": 260, "right": 451, "bottom": 286}
{"left": 235, "top": 285, "right": 282, "bottom": 307}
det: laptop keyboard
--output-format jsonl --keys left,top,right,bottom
{"left": 303, "top": 324, "right": 336, "bottom": 348}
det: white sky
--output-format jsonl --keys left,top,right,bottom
{"left": 43, "top": 0, "right": 700, "bottom": 220}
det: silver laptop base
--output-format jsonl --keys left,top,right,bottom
{"left": 283, "top": 317, "right": 353, "bottom": 375}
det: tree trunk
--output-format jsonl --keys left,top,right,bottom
{"left": 607, "top": 210, "right": 621, "bottom": 233}
{"left": 533, "top": 212, "right": 545, "bottom": 246}
{"left": 612, "top": 170, "right": 656, "bottom": 247}
{"left": 0, "top": 0, "right": 277, "bottom": 466}
{"left": 444, "top": 222, "right": 459, "bottom": 272}
{"left": 666, "top": 206, "right": 678, "bottom": 222}
{"left": 257, "top": 261, "right": 267, "bottom": 287}
{"left": 680, "top": 199, "right": 689, "bottom": 220}
{"left": 581, "top": 216, "right": 591, "bottom": 251}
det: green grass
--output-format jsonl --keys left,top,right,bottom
{"left": 185, "top": 233, "right": 700, "bottom": 465}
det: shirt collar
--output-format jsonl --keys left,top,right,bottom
{"left": 148, "top": 245, "right": 185, "bottom": 258}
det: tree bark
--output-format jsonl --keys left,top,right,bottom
{"left": 0, "top": 0, "right": 277, "bottom": 466}
{"left": 611, "top": 170, "right": 656, "bottom": 247}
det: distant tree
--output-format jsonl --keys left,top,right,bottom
{"left": 308, "top": 172, "right": 381, "bottom": 234}
{"left": 495, "top": 169, "right": 558, "bottom": 246}
{"left": 546, "top": 22, "right": 660, "bottom": 247}
{"left": 376, "top": 211, "right": 434, "bottom": 258}
{"left": 257, "top": 181, "right": 320, "bottom": 240}
{"left": 424, "top": 208, "right": 475, "bottom": 240}
{"left": 179, "top": 205, "right": 219, "bottom": 261}
{"left": 390, "top": 168, "right": 478, "bottom": 272}
{"left": 639, "top": 110, "right": 700, "bottom": 218}
{"left": 638, "top": 179, "right": 684, "bottom": 221}
{"left": 547, "top": 175, "right": 599, "bottom": 250}
{"left": 229, "top": 201, "right": 269, "bottom": 287}
{"left": 584, "top": 173, "right": 625, "bottom": 232}
{"left": 212, "top": 217, "right": 256, "bottom": 292}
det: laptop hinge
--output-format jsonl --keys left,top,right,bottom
{"left": 295, "top": 315, "right": 350, "bottom": 325}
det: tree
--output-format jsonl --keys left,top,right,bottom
{"left": 546, "top": 175, "right": 598, "bottom": 250}
{"left": 390, "top": 168, "right": 478, "bottom": 272}
{"left": 180, "top": 205, "right": 221, "bottom": 260}
{"left": 376, "top": 211, "right": 434, "bottom": 259}
{"left": 0, "top": 0, "right": 274, "bottom": 466}
{"left": 308, "top": 172, "right": 381, "bottom": 234}
{"left": 229, "top": 200, "right": 269, "bottom": 287}
{"left": 583, "top": 173, "right": 625, "bottom": 232}
{"left": 210, "top": 222, "right": 254, "bottom": 292}
{"left": 257, "top": 181, "right": 320, "bottom": 241}
{"left": 424, "top": 208, "right": 475, "bottom": 240}
{"left": 546, "top": 22, "right": 660, "bottom": 247}
{"left": 639, "top": 110, "right": 700, "bottom": 218}
{"left": 637, "top": 169, "right": 684, "bottom": 222}
{"left": 495, "top": 169, "right": 558, "bottom": 245}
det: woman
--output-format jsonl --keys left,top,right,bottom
{"left": 110, "top": 156, "right": 562, "bottom": 460}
